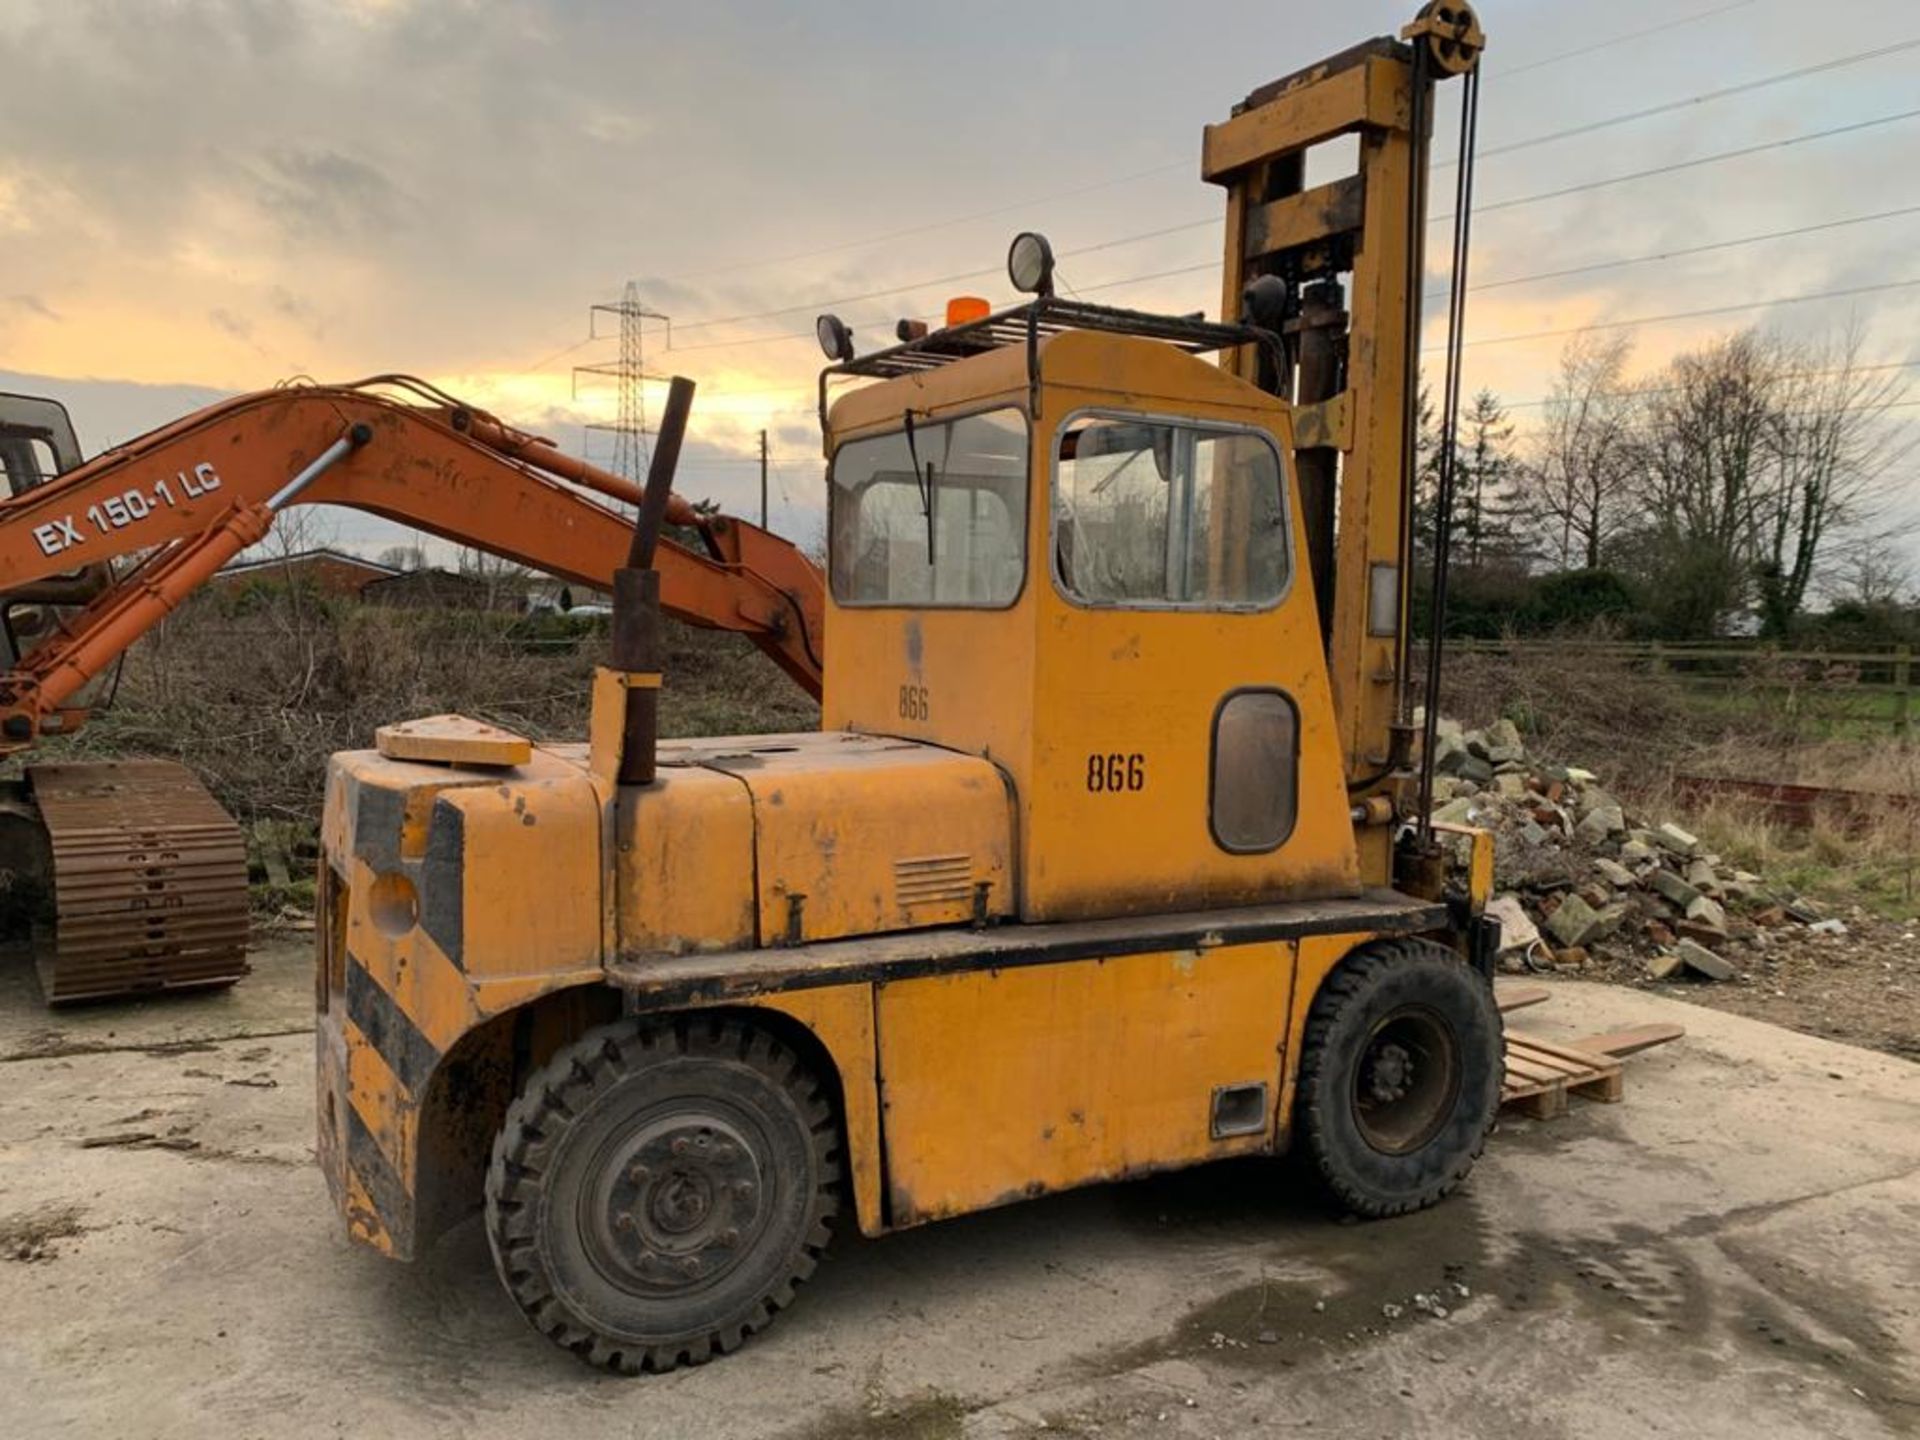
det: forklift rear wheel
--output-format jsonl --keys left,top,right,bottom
{"left": 1296, "top": 939, "right": 1502, "bottom": 1218}
{"left": 483, "top": 1014, "right": 840, "bottom": 1374}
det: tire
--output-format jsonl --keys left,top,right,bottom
{"left": 1295, "top": 938, "right": 1502, "bottom": 1218}
{"left": 483, "top": 1014, "right": 840, "bottom": 1374}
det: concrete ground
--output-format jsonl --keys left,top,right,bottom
{"left": 1, "top": 939, "right": 1916, "bottom": 1440}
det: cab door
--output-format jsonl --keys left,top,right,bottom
{"left": 1021, "top": 395, "right": 1359, "bottom": 922}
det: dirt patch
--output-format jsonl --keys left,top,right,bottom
{"left": 0, "top": 1203, "right": 88, "bottom": 1263}
{"left": 783, "top": 1390, "right": 968, "bottom": 1440}
{"left": 1578, "top": 914, "right": 1920, "bottom": 1062}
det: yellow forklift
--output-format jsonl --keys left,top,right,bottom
{"left": 316, "top": 3, "right": 1494, "bottom": 1373}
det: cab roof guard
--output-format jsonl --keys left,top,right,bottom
{"left": 817, "top": 296, "right": 1285, "bottom": 429}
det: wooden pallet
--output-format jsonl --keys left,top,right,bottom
{"left": 1495, "top": 986, "right": 1683, "bottom": 1120}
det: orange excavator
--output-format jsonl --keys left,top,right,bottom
{"left": 0, "top": 376, "right": 823, "bottom": 1002}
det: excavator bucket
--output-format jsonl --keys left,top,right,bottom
{"left": 23, "top": 760, "right": 249, "bottom": 1004}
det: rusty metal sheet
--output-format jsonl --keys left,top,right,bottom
{"left": 28, "top": 760, "right": 249, "bottom": 1004}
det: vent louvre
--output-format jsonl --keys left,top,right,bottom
{"left": 894, "top": 853, "right": 973, "bottom": 908}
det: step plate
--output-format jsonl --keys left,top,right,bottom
{"left": 29, "top": 760, "right": 250, "bottom": 1004}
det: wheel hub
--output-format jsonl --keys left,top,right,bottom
{"left": 1366, "top": 1041, "right": 1413, "bottom": 1104}
{"left": 1352, "top": 1007, "right": 1460, "bottom": 1156}
{"left": 591, "top": 1115, "right": 767, "bottom": 1291}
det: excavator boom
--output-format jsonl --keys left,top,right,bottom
{"left": 0, "top": 376, "right": 824, "bottom": 1003}
{"left": 0, "top": 375, "right": 823, "bottom": 739}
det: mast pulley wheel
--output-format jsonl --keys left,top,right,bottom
{"left": 1403, "top": 1, "right": 1484, "bottom": 76}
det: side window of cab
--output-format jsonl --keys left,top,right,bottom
{"left": 1051, "top": 414, "right": 1289, "bottom": 610}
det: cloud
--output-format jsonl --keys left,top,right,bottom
{"left": 208, "top": 307, "right": 253, "bottom": 342}
{"left": 247, "top": 147, "right": 409, "bottom": 241}
{"left": 581, "top": 112, "right": 652, "bottom": 145}
{"left": 268, "top": 285, "right": 327, "bottom": 339}
{"left": 9, "top": 294, "right": 59, "bottom": 322}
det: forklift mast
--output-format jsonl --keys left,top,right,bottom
{"left": 1207, "top": 4, "right": 1484, "bottom": 879}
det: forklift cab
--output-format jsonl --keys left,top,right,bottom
{"left": 818, "top": 300, "right": 1364, "bottom": 923}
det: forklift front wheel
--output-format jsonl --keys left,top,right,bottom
{"left": 1296, "top": 939, "right": 1502, "bottom": 1218}
{"left": 483, "top": 1014, "right": 840, "bottom": 1374}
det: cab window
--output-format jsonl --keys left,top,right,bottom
{"left": 0, "top": 435, "right": 57, "bottom": 499}
{"left": 1053, "top": 415, "right": 1289, "bottom": 609}
{"left": 830, "top": 409, "right": 1027, "bottom": 608}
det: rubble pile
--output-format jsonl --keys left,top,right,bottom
{"left": 1425, "top": 717, "right": 1835, "bottom": 983}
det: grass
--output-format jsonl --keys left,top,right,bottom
{"left": 1661, "top": 759, "right": 1920, "bottom": 921}
{"left": 1443, "top": 642, "right": 1920, "bottom": 921}
{"left": 15, "top": 588, "right": 818, "bottom": 833}
{"left": 28, "top": 594, "right": 1920, "bottom": 924}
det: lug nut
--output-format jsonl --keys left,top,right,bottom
{"left": 719, "top": 1228, "right": 739, "bottom": 1247}
{"left": 679, "top": 1256, "right": 702, "bottom": 1277}
{"left": 627, "top": 1163, "right": 651, "bottom": 1185}
{"left": 671, "top": 1137, "right": 689, "bottom": 1155}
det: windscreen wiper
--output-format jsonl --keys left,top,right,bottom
{"left": 903, "top": 410, "right": 936, "bottom": 565}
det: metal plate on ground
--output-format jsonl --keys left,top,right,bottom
{"left": 28, "top": 760, "right": 249, "bottom": 1004}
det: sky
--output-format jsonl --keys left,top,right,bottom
{"left": 0, "top": 0, "right": 1915, "bottom": 563}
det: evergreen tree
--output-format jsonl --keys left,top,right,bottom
{"left": 1455, "top": 389, "right": 1521, "bottom": 567}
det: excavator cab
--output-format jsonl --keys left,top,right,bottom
{"left": 0, "top": 395, "right": 248, "bottom": 1005}
{"left": 312, "top": 1, "right": 1497, "bottom": 1378}
{"left": 0, "top": 393, "right": 111, "bottom": 661}
{"left": 0, "top": 393, "right": 81, "bottom": 498}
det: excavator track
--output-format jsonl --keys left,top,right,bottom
{"left": 28, "top": 761, "right": 249, "bottom": 1004}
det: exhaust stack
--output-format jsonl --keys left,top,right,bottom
{"left": 611, "top": 375, "right": 696, "bottom": 786}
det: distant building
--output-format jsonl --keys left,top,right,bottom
{"left": 523, "top": 576, "right": 613, "bottom": 613}
{"left": 214, "top": 548, "right": 398, "bottom": 596}
{"left": 361, "top": 568, "right": 523, "bottom": 612}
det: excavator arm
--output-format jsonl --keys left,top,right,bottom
{"left": 0, "top": 376, "right": 825, "bottom": 744}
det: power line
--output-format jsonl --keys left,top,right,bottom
{"left": 503, "top": 0, "right": 1769, "bottom": 375}
{"left": 1460, "top": 205, "right": 1920, "bottom": 295}
{"left": 1443, "top": 107, "right": 1920, "bottom": 223}
{"left": 659, "top": 160, "right": 1190, "bottom": 287}
{"left": 659, "top": 201, "right": 1920, "bottom": 354}
{"left": 1493, "top": 0, "right": 1764, "bottom": 79}
{"left": 672, "top": 261, "right": 1001, "bottom": 336}
{"left": 1438, "top": 277, "right": 1920, "bottom": 354}
{"left": 1498, "top": 359, "right": 1920, "bottom": 410}
{"left": 670, "top": 213, "right": 1229, "bottom": 339}
{"left": 675, "top": 71, "right": 1919, "bottom": 338}
{"left": 521, "top": 334, "right": 598, "bottom": 373}
{"left": 1075, "top": 205, "right": 1920, "bottom": 306}
{"left": 649, "top": 0, "right": 1765, "bottom": 290}
{"left": 1440, "top": 36, "right": 1920, "bottom": 168}
{"left": 670, "top": 110, "right": 1920, "bottom": 354}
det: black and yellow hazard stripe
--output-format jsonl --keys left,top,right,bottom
{"left": 335, "top": 951, "right": 445, "bottom": 1257}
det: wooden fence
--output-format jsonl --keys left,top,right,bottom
{"left": 1417, "top": 638, "right": 1916, "bottom": 734}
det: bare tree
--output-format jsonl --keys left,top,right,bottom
{"left": 1632, "top": 330, "right": 1779, "bottom": 633}
{"left": 1624, "top": 324, "right": 1913, "bottom": 636}
{"left": 1753, "top": 322, "right": 1914, "bottom": 636}
{"left": 377, "top": 544, "right": 427, "bottom": 571}
{"left": 455, "top": 545, "right": 531, "bottom": 612}
{"left": 1524, "top": 334, "right": 1637, "bottom": 570}
{"left": 1826, "top": 534, "right": 1913, "bottom": 609}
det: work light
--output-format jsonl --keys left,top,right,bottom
{"left": 815, "top": 313, "right": 855, "bottom": 363}
{"left": 1007, "top": 231, "right": 1056, "bottom": 297}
